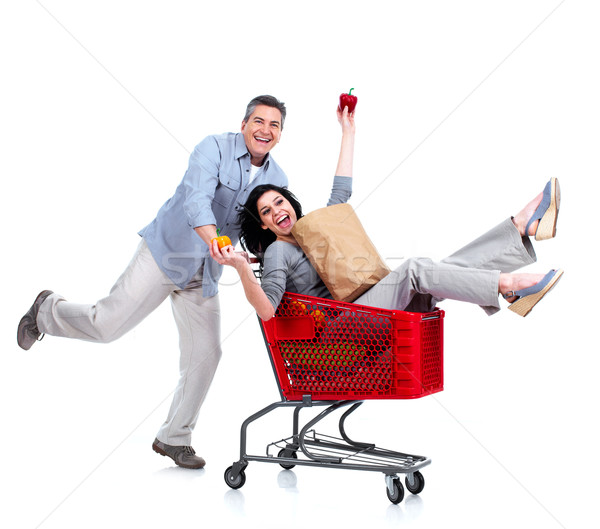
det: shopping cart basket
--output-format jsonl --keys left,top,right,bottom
{"left": 224, "top": 292, "right": 444, "bottom": 504}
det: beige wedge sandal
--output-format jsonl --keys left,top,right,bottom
{"left": 505, "top": 269, "right": 564, "bottom": 317}
{"left": 526, "top": 177, "right": 561, "bottom": 241}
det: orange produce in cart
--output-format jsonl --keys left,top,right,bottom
{"left": 310, "top": 309, "right": 326, "bottom": 330}
{"left": 289, "top": 300, "right": 307, "bottom": 316}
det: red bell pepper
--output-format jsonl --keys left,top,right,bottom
{"left": 338, "top": 88, "right": 357, "bottom": 113}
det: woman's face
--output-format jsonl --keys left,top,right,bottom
{"left": 257, "top": 190, "right": 298, "bottom": 239}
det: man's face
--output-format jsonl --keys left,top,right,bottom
{"left": 241, "top": 105, "right": 283, "bottom": 166}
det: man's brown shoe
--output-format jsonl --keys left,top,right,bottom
{"left": 152, "top": 438, "right": 206, "bottom": 469}
{"left": 17, "top": 290, "right": 53, "bottom": 350}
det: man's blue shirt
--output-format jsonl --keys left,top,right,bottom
{"left": 139, "top": 132, "right": 288, "bottom": 295}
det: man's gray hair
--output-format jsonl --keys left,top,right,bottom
{"left": 243, "top": 95, "right": 287, "bottom": 130}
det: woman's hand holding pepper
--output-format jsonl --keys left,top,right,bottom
{"left": 210, "top": 240, "right": 275, "bottom": 320}
{"left": 337, "top": 105, "right": 355, "bottom": 136}
{"left": 209, "top": 240, "right": 249, "bottom": 271}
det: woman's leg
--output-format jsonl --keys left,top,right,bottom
{"left": 355, "top": 183, "right": 559, "bottom": 315}
{"left": 441, "top": 218, "right": 536, "bottom": 272}
{"left": 354, "top": 257, "right": 501, "bottom": 314}
{"left": 37, "top": 239, "right": 175, "bottom": 342}
{"left": 442, "top": 179, "right": 559, "bottom": 272}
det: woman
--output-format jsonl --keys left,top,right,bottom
{"left": 210, "top": 107, "right": 562, "bottom": 320}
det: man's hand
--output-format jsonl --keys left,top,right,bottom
{"left": 194, "top": 225, "right": 218, "bottom": 247}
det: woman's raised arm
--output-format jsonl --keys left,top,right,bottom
{"left": 335, "top": 106, "right": 355, "bottom": 177}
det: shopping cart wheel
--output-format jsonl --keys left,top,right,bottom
{"left": 386, "top": 477, "right": 405, "bottom": 504}
{"left": 224, "top": 466, "right": 246, "bottom": 489}
{"left": 277, "top": 448, "right": 298, "bottom": 470}
{"left": 405, "top": 471, "right": 425, "bottom": 495}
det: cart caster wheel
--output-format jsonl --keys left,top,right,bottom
{"left": 405, "top": 471, "right": 425, "bottom": 495}
{"left": 386, "top": 477, "right": 404, "bottom": 504}
{"left": 224, "top": 466, "right": 246, "bottom": 490}
{"left": 277, "top": 448, "right": 298, "bottom": 470}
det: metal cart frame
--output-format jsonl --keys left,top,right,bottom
{"left": 224, "top": 293, "right": 443, "bottom": 504}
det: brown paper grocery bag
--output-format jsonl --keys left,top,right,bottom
{"left": 291, "top": 203, "right": 390, "bottom": 302}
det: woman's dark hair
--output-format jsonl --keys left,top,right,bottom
{"left": 239, "top": 184, "right": 303, "bottom": 261}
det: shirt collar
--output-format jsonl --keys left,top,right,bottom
{"left": 235, "top": 133, "right": 271, "bottom": 168}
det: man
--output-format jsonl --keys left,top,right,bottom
{"left": 17, "top": 95, "right": 288, "bottom": 469}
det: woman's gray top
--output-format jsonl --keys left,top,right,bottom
{"left": 261, "top": 176, "right": 352, "bottom": 309}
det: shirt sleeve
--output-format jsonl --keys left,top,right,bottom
{"left": 182, "top": 136, "right": 222, "bottom": 228}
{"left": 260, "top": 243, "right": 290, "bottom": 309}
{"left": 327, "top": 175, "right": 353, "bottom": 206}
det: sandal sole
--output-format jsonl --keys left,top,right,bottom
{"left": 508, "top": 269, "right": 564, "bottom": 317}
{"left": 535, "top": 177, "right": 560, "bottom": 241}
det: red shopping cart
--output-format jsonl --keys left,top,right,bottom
{"left": 224, "top": 292, "right": 444, "bottom": 504}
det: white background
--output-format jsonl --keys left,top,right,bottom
{"left": 1, "top": 1, "right": 598, "bottom": 528}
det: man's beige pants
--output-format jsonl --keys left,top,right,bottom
{"left": 37, "top": 239, "right": 220, "bottom": 446}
